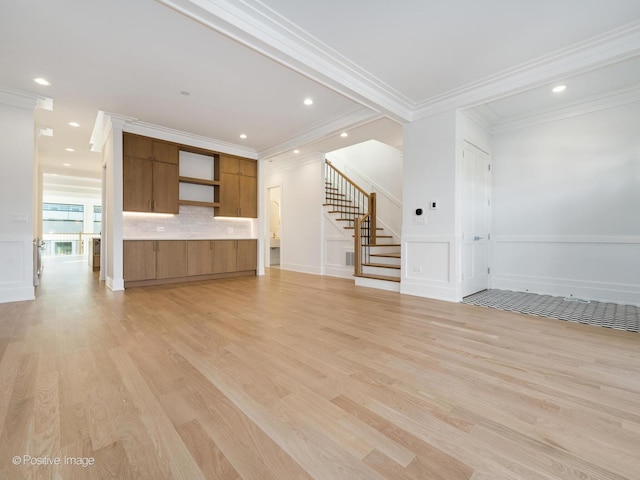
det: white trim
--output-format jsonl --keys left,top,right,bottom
{"left": 490, "top": 235, "right": 640, "bottom": 305}
{"left": 258, "top": 108, "right": 381, "bottom": 159}
{"left": 124, "top": 121, "right": 258, "bottom": 158}
{"left": 0, "top": 85, "right": 40, "bottom": 110}
{"left": 491, "top": 85, "right": 640, "bottom": 134}
{"left": 492, "top": 235, "right": 640, "bottom": 244}
{"left": 413, "top": 21, "right": 640, "bottom": 119}
{"left": 491, "top": 274, "right": 640, "bottom": 307}
{"left": 157, "top": 0, "right": 414, "bottom": 121}
{"left": 278, "top": 262, "right": 322, "bottom": 276}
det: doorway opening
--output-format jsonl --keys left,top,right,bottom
{"left": 267, "top": 185, "right": 282, "bottom": 267}
{"left": 38, "top": 173, "right": 102, "bottom": 287}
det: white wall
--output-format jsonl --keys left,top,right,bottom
{"left": 123, "top": 207, "right": 256, "bottom": 239}
{"left": 401, "top": 110, "right": 459, "bottom": 301}
{"left": 326, "top": 139, "right": 403, "bottom": 238}
{"left": 264, "top": 154, "right": 324, "bottom": 275}
{"left": 491, "top": 102, "right": 640, "bottom": 304}
{"left": 0, "top": 94, "right": 36, "bottom": 303}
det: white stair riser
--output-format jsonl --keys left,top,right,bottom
{"left": 362, "top": 265, "right": 401, "bottom": 278}
{"left": 355, "top": 276, "right": 401, "bottom": 292}
{"left": 366, "top": 255, "right": 401, "bottom": 266}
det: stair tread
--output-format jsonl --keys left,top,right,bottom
{"left": 355, "top": 273, "right": 401, "bottom": 283}
{"left": 366, "top": 243, "right": 401, "bottom": 247}
{"left": 363, "top": 263, "right": 401, "bottom": 269}
{"left": 370, "top": 252, "right": 401, "bottom": 258}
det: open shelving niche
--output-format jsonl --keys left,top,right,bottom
{"left": 178, "top": 149, "right": 220, "bottom": 208}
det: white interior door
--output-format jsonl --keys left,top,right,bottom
{"left": 461, "top": 142, "right": 490, "bottom": 297}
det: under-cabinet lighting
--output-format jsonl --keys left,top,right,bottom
{"left": 123, "top": 212, "right": 176, "bottom": 218}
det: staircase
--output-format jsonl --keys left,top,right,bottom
{"left": 324, "top": 160, "right": 401, "bottom": 291}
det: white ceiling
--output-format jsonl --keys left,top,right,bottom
{"left": 1, "top": 0, "right": 639, "bottom": 179}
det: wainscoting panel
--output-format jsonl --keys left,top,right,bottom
{"left": 401, "top": 236, "right": 458, "bottom": 302}
{"left": 491, "top": 236, "right": 640, "bottom": 305}
{"left": 0, "top": 235, "right": 35, "bottom": 303}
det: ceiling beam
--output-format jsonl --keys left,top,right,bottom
{"left": 156, "top": 0, "right": 414, "bottom": 122}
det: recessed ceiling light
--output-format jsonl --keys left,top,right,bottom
{"left": 68, "top": 122, "right": 80, "bottom": 127}
{"left": 34, "top": 77, "right": 50, "bottom": 86}
{"left": 65, "top": 148, "right": 75, "bottom": 152}
{"left": 63, "top": 163, "right": 71, "bottom": 167}
{"left": 239, "top": 134, "right": 247, "bottom": 139}
{"left": 340, "top": 132, "right": 348, "bottom": 138}
{"left": 303, "top": 98, "right": 313, "bottom": 106}
{"left": 293, "top": 149, "right": 300, "bottom": 154}
{"left": 552, "top": 85, "right": 566, "bottom": 93}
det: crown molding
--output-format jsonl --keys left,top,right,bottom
{"left": 123, "top": 120, "right": 258, "bottom": 158}
{"left": 258, "top": 107, "right": 381, "bottom": 159}
{"left": 413, "top": 20, "right": 640, "bottom": 120}
{"left": 490, "top": 85, "right": 640, "bottom": 134}
{"left": 0, "top": 85, "right": 42, "bottom": 110}
{"left": 264, "top": 150, "right": 324, "bottom": 173}
{"left": 157, "top": 0, "right": 413, "bottom": 122}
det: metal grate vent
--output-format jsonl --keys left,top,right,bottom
{"left": 345, "top": 251, "right": 354, "bottom": 266}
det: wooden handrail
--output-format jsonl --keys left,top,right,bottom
{"left": 325, "top": 160, "right": 377, "bottom": 277}
{"left": 325, "top": 160, "right": 370, "bottom": 198}
{"left": 354, "top": 213, "right": 369, "bottom": 276}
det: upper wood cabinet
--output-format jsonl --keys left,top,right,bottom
{"left": 123, "top": 156, "right": 179, "bottom": 213}
{"left": 123, "top": 133, "right": 178, "bottom": 164}
{"left": 123, "top": 133, "right": 179, "bottom": 213}
{"left": 122, "top": 133, "right": 256, "bottom": 217}
{"left": 218, "top": 155, "right": 257, "bottom": 218}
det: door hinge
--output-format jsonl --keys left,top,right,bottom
{"left": 488, "top": 164, "right": 491, "bottom": 171}
{"left": 487, "top": 198, "right": 491, "bottom": 206}
{"left": 487, "top": 267, "right": 491, "bottom": 274}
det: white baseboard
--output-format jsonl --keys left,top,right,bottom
{"left": 400, "top": 280, "right": 458, "bottom": 302}
{"left": 491, "top": 274, "right": 640, "bottom": 306}
{"left": 278, "top": 263, "right": 322, "bottom": 276}
{"left": 107, "top": 276, "right": 125, "bottom": 291}
{"left": 0, "top": 286, "right": 35, "bottom": 304}
{"left": 491, "top": 235, "right": 640, "bottom": 306}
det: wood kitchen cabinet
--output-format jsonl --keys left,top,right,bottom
{"left": 213, "top": 239, "right": 257, "bottom": 273}
{"left": 123, "top": 241, "right": 157, "bottom": 282}
{"left": 218, "top": 155, "right": 257, "bottom": 218}
{"left": 155, "top": 240, "right": 187, "bottom": 279}
{"left": 123, "top": 240, "right": 186, "bottom": 283}
{"left": 125, "top": 239, "right": 256, "bottom": 287}
{"left": 186, "top": 240, "right": 214, "bottom": 276}
{"left": 123, "top": 133, "right": 179, "bottom": 164}
{"left": 123, "top": 133, "right": 179, "bottom": 213}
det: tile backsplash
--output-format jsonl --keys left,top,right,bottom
{"left": 123, "top": 205, "right": 257, "bottom": 239}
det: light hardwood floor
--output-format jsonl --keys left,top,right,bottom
{"left": 0, "top": 257, "right": 638, "bottom": 479}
